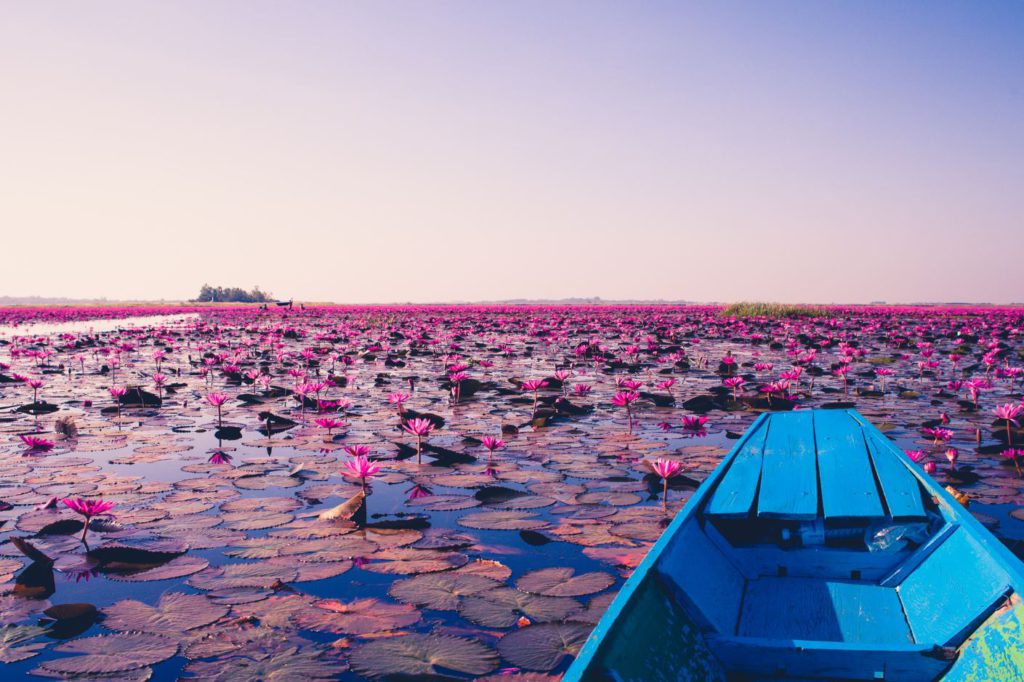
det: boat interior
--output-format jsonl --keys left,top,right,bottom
{"left": 654, "top": 410, "right": 1016, "bottom": 680}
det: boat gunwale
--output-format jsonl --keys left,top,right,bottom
{"left": 563, "top": 412, "right": 771, "bottom": 681}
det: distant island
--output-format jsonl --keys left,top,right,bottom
{"left": 191, "top": 285, "right": 273, "bottom": 303}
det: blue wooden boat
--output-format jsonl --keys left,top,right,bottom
{"left": 566, "top": 409, "right": 1024, "bottom": 681}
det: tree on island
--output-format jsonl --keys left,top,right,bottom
{"left": 193, "top": 284, "right": 273, "bottom": 303}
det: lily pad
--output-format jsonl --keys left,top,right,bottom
{"left": 496, "top": 622, "right": 592, "bottom": 671}
{"left": 349, "top": 633, "right": 498, "bottom": 678}
{"left": 516, "top": 567, "right": 615, "bottom": 597}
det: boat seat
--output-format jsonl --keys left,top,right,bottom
{"left": 738, "top": 577, "right": 912, "bottom": 644}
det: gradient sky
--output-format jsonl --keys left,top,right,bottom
{"left": 1, "top": 2, "right": 1022, "bottom": 304}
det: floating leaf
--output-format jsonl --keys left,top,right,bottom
{"left": 107, "top": 555, "right": 210, "bottom": 582}
{"left": 103, "top": 593, "right": 228, "bottom": 634}
{"left": 459, "top": 588, "right": 581, "bottom": 628}
{"left": 183, "top": 644, "right": 347, "bottom": 680}
{"left": 363, "top": 549, "right": 469, "bottom": 575}
{"left": 458, "top": 511, "right": 548, "bottom": 531}
{"left": 293, "top": 598, "right": 420, "bottom": 635}
{"left": 516, "top": 567, "right": 615, "bottom": 597}
{"left": 389, "top": 572, "right": 504, "bottom": 611}
{"left": 0, "top": 624, "right": 48, "bottom": 663}
{"left": 42, "top": 632, "right": 178, "bottom": 675}
{"left": 318, "top": 491, "right": 365, "bottom": 521}
{"left": 349, "top": 633, "right": 498, "bottom": 678}
{"left": 497, "top": 622, "right": 592, "bottom": 671}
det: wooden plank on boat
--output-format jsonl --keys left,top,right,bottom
{"left": 705, "top": 419, "right": 769, "bottom": 518}
{"left": 814, "top": 410, "right": 883, "bottom": 519}
{"left": 856, "top": 420, "right": 926, "bottom": 519}
{"left": 758, "top": 410, "right": 818, "bottom": 520}
{"left": 899, "top": 528, "right": 1011, "bottom": 646}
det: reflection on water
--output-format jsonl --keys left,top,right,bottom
{"left": 0, "top": 314, "right": 200, "bottom": 339}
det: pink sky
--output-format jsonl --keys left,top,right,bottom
{"left": 1, "top": 3, "right": 1021, "bottom": 304}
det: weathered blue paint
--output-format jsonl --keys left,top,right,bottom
{"left": 705, "top": 417, "right": 769, "bottom": 518}
{"left": 757, "top": 409, "right": 818, "bottom": 520}
{"left": 864, "top": 431, "right": 927, "bottom": 520}
{"left": 814, "top": 409, "right": 884, "bottom": 519}
{"left": 565, "top": 409, "right": 1024, "bottom": 682}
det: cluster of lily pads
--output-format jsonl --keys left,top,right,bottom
{"left": 1, "top": 304, "right": 1023, "bottom": 680}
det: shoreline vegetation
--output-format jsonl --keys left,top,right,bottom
{"left": 720, "top": 302, "right": 831, "bottom": 318}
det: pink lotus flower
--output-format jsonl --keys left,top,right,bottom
{"left": 20, "top": 435, "right": 55, "bottom": 452}
{"left": 1001, "top": 448, "right": 1024, "bottom": 478}
{"left": 402, "top": 418, "right": 435, "bottom": 464}
{"left": 481, "top": 436, "right": 505, "bottom": 456}
{"left": 314, "top": 417, "right": 346, "bottom": 437}
{"left": 343, "top": 454, "right": 381, "bottom": 490}
{"left": 521, "top": 379, "right": 549, "bottom": 419}
{"left": 573, "top": 384, "right": 592, "bottom": 397}
{"left": 905, "top": 450, "right": 927, "bottom": 463}
{"left": 945, "top": 447, "right": 959, "bottom": 470}
{"left": 612, "top": 391, "right": 640, "bottom": 434}
{"left": 62, "top": 497, "right": 116, "bottom": 543}
{"left": 389, "top": 392, "right": 411, "bottom": 414}
{"left": 109, "top": 385, "right": 127, "bottom": 419}
{"left": 652, "top": 457, "right": 683, "bottom": 512}
{"left": 206, "top": 392, "right": 229, "bottom": 427}
{"left": 995, "top": 403, "right": 1023, "bottom": 446}
{"left": 26, "top": 377, "right": 44, "bottom": 403}
{"left": 922, "top": 427, "right": 953, "bottom": 445}
{"left": 681, "top": 416, "right": 708, "bottom": 431}
{"left": 723, "top": 377, "right": 745, "bottom": 399}
{"left": 923, "top": 461, "right": 937, "bottom": 475}
{"left": 341, "top": 444, "right": 370, "bottom": 460}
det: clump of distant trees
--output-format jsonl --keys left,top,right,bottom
{"left": 193, "top": 284, "right": 273, "bottom": 303}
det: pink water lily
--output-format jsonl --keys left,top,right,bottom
{"left": 612, "top": 391, "right": 640, "bottom": 434}
{"left": 481, "top": 435, "right": 505, "bottom": 458}
{"left": 402, "top": 417, "right": 435, "bottom": 464}
{"left": 389, "top": 392, "right": 411, "bottom": 414}
{"left": 521, "top": 379, "right": 549, "bottom": 419}
{"left": 62, "top": 497, "right": 116, "bottom": 543}
{"left": 206, "top": 392, "right": 229, "bottom": 427}
{"left": 1002, "top": 448, "right": 1024, "bottom": 478}
{"left": 109, "top": 385, "right": 127, "bottom": 419}
{"left": 681, "top": 415, "right": 708, "bottom": 431}
{"left": 995, "top": 403, "right": 1023, "bottom": 446}
{"left": 723, "top": 376, "right": 745, "bottom": 400}
{"left": 20, "top": 434, "right": 55, "bottom": 452}
{"left": 651, "top": 458, "right": 684, "bottom": 512}
{"left": 314, "top": 417, "right": 347, "bottom": 438}
{"left": 343, "top": 454, "right": 381, "bottom": 490}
